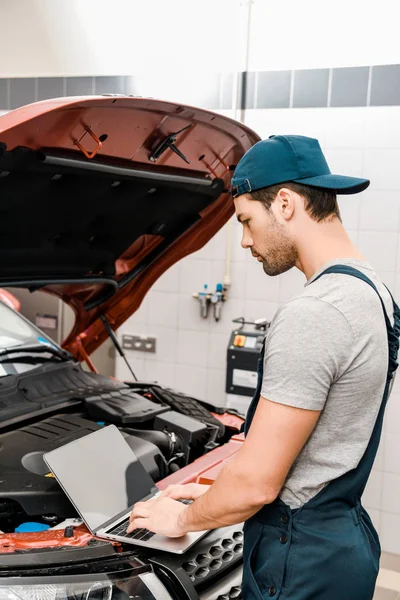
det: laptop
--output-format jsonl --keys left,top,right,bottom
{"left": 43, "top": 424, "right": 208, "bottom": 553}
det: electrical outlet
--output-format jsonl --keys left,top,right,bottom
{"left": 122, "top": 334, "right": 156, "bottom": 353}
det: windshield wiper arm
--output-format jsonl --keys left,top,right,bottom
{"left": 0, "top": 344, "right": 73, "bottom": 363}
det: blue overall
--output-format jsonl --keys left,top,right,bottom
{"left": 242, "top": 265, "right": 400, "bottom": 600}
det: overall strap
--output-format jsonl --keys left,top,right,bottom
{"left": 242, "top": 338, "right": 266, "bottom": 436}
{"left": 299, "top": 264, "right": 400, "bottom": 506}
{"left": 313, "top": 264, "right": 400, "bottom": 379}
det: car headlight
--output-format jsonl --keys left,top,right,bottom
{"left": 0, "top": 571, "right": 173, "bottom": 600}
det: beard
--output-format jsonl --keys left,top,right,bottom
{"left": 255, "top": 217, "right": 298, "bottom": 277}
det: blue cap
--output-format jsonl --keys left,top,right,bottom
{"left": 231, "top": 135, "right": 370, "bottom": 197}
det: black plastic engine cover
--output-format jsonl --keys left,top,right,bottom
{"left": 0, "top": 414, "right": 164, "bottom": 518}
{"left": 0, "top": 361, "right": 129, "bottom": 426}
{"left": 85, "top": 389, "right": 170, "bottom": 424}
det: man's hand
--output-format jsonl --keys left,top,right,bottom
{"left": 160, "top": 483, "right": 210, "bottom": 501}
{"left": 127, "top": 496, "right": 189, "bottom": 537}
{"left": 127, "top": 396, "right": 321, "bottom": 536}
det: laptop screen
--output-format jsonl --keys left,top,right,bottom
{"left": 44, "top": 425, "right": 156, "bottom": 531}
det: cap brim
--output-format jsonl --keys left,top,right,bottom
{"left": 292, "top": 174, "right": 370, "bottom": 195}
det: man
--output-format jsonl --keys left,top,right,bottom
{"left": 128, "top": 135, "right": 400, "bottom": 599}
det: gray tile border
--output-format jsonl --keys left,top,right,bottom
{"left": 94, "top": 76, "right": 126, "bottom": 96}
{"left": 38, "top": 77, "right": 65, "bottom": 101}
{"left": 366, "top": 66, "right": 373, "bottom": 106}
{"left": 0, "top": 79, "right": 9, "bottom": 110}
{"left": 330, "top": 67, "right": 369, "bottom": 107}
{"left": 370, "top": 64, "right": 400, "bottom": 106}
{"left": 10, "top": 78, "right": 37, "bottom": 109}
{"left": 220, "top": 72, "right": 233, "bottom": 109}
{"left": 198, "top": 73, "right": 222, "bottom": 109}
{"left": 125, "top": 74, "right": 221, "bottom": 109}
{"left": 66, "top": 77, "right": 94, "bottom": 97}
{"left": 125, "top": 76, "right": 138, "bottom": 96}
{"left": 293, "top": 69, "right": 330, "bottom": 108}
{"left": 1, "top": 66, "right": 400, "bottom": 112}
{"left": 289, "top": 70, "right": 295, "bottom": 108}
{"left": 239, "top": 71, "right": 256, "bottom": 109}
{"left": 257, "top": 70, "right": 291, "bottom": 109}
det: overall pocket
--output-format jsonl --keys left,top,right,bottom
{"left": 243, "top": 519, "right": 289, "bottom": 599}
{"left": 360, "top": 506, "right": 381, "bottom": 571}
{"left": 243, "top": 520, "right": 266, "bottom": 600}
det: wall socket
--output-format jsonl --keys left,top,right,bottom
{"left": 122, "top": 334, "right": 157, "bottom": 353}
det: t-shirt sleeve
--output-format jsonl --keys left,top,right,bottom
{"left": 261, "top": 296, "right": 354, "bottom": 411}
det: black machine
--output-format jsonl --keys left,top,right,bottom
{"left": 226, "top": 318, "right": 268, "bottom": 398}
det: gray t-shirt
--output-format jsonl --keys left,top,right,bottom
{"left": 261, "top": 258, "right": 393, "bottom": 509}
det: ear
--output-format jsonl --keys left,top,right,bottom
{"left": 274, "top": 187, "right": 295, "bottom": 222}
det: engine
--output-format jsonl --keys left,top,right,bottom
{"left": 0, "top": 362, "right": 229, "bottom": 533}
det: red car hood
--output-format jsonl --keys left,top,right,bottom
{"left": 0, "top": 96, "right": 259, "bottom": 358}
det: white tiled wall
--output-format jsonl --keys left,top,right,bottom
{"left": 116, "top": 105, "right": 400, "bottom": 553}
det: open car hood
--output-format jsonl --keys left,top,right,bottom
{"left": 0, "top": 96, "right": 260, "bottom": 357}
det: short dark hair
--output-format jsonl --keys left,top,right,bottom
{"left": 249, "top": 182, "right": 341, "bottom": 222}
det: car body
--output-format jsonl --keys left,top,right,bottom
{"left": 0, "top": 96, "right": 260, "bottom": 599}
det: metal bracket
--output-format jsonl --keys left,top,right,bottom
{"left": 149, "top": 124, "right": 192, "bottom": 164}
{"left": 75, "top": 333, "right": 98, "bottom": 372}
{"left": 74, "top": 126, "right": 103, "bottom": 159}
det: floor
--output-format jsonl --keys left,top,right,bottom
{"left": 375, "top": 553, "right": 400, "bottom": 599}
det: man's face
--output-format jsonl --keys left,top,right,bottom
{"left": 234, "top": 193, "right": 298, "bottom": 277}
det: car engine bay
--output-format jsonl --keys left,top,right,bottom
{"left": 0, "top": 359, "right": 246, "bottom": 600}
{"left": 0, "top": 359, "right": 235, "bottom": 535}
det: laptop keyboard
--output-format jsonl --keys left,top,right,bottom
{"left": 109, "top": 517, "right": 155, "bottom": 541}
{"left": 108, "top": 498, "right": 192, "bottom": 541}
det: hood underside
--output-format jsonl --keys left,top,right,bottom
{"left": 0, "top": 96, "right": 259, "bottom": 356}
